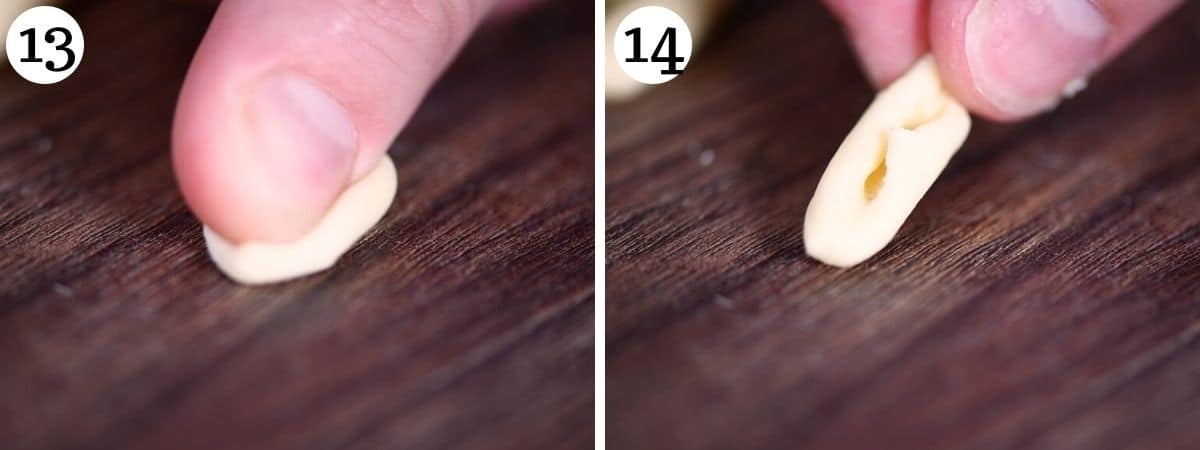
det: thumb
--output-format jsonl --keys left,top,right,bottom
{"left": 929, "top": 0, "right": 1185, "bottom": 121}
{"left": 172, "top": 0, "right": 498, "bottom": 243}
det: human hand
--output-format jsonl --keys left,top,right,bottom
{"left": 822, "top": 0, "right": 1184, "bottom": 121}
{"left": 172, "top": 0, "right": 534, "bottom": 244}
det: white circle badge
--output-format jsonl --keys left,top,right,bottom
{"left": 613, "top": 6, "right": 693, "bottom": 86}
{"left": 7, "top": 6, "right": 84, "bottom": 85}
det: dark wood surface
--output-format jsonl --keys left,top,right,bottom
{"left": 607, "top": 2, "right": 1200, "bottom": 449}
{"left": 0, "top": 2, "right": 593, "bottom": 449}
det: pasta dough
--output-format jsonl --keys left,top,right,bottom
{"left": 205, "top": 156, "right": 398, "bottom": 284}
{"left": 804, "top": 56, "right": 971, "bottom": 268}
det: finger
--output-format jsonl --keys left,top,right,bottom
{"left": 822, "top": 0, "right": 930, "bottom": 87}
{"left": 929, "top": 0, "right": 1185, "bottom": 121}
{"left": 173, "top": 0, "right": 498, "bottom": 243}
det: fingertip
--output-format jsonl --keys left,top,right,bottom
{"left": 172, "top": 4, "right": 356, "bottom": 243}
{"left": 928, "top": 0, "right": 1012, "bottom": 121}
{"left": 173, "top": 0, "right": 496, "bottom": 244}
{"left": 823, "top": 0, "right": 930, "bottom": 87}
{"left": 172, "top": 74, "right": 354, "bottom": 244}
{"left": 930, "top": 0, "right": 1110, "bottom": 121}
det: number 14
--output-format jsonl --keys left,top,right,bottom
{"left": 18, "top": 27, "right": 77, "bottom": 73}
{"left": 624, "top": 27, "right": 684, "bottom": 75}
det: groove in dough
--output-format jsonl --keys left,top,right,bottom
{"left": 804, "top": 56, "right": 971, "bottom": 268}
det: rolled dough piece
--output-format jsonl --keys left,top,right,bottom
{"left": 204, "top": 156, "right": 398, "bottom": 284}
{"left": 804, "top": 56, "right": 971, "bottom": 268}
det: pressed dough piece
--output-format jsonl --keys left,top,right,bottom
{"left": 204, "top": 156, "right": 398, "bottom": 284}
{"left": 804, "top": 56, "right": 971, "bottom": 267}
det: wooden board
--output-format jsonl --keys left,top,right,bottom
{"left": 606, "top": 1, "right": 1200, "bottom": 449}
{"left": 0, "top": 1, "right": 593, "bottom": 449}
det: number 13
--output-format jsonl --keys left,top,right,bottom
{"left": 19, "top": 27, "right": 76, "bottom": 73}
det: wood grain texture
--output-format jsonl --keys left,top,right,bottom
{"left": 0, "top": 2, "right": 593, "bottom": 449}
{"left": 606, "top": 2, "right": 1200, "bottom": 449}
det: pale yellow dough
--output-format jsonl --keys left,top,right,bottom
{"left": 804, "top": 56, "right": 971, "bottom": 268}
{"left": 204, "top": 156, "right": 398, "bottom": 285}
